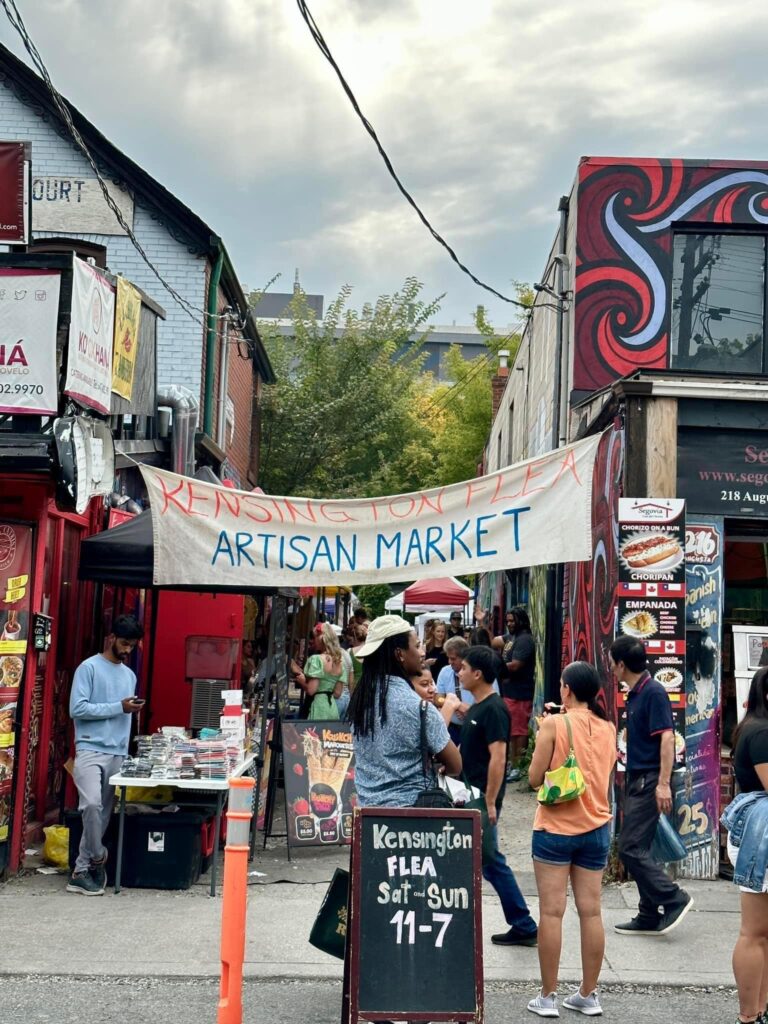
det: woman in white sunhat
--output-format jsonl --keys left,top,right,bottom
{"left": 349, "top": 615, "right": 461, "bottom": 807}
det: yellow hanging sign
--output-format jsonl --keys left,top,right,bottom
{"left": 111, "top": 277, "right": 141, "bottom": 401}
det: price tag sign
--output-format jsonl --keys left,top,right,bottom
{"left": 347, "top": 808, "right": 483, "bottom": 1023}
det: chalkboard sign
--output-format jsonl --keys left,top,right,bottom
{"left": 348, "top": 807, "right": 483, "bottom": 1023}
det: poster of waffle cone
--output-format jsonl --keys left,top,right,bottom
{"left": 283, "top": 721, "right": 356, "bottom": 847}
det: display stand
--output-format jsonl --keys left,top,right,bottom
{"left": 254, "top": 594, "right": 293, "bottom": 858}
{"left": 110, "top": 752, "right": 256, "bottom": 897}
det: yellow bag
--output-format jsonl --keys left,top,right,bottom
{"left": 536, "top": 715, "right": 587, "bottom": 805}
{"left": 42, "top": 825, "right": 69, "bottom": 869}
{"left": 117, "top": 785, "right": 175, "bottom": 804}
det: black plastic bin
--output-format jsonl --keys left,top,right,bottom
{"left": 65, "top": 808, "right": 208, "bottom": 890}
{"left": 118, "top": 810, "right": 205, "bottom": 890}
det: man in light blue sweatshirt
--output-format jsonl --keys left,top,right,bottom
{"left": 67, "top": 614, "right": 144, "bottom": 896}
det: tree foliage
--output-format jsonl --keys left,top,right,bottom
{"left": 428, "top": 285, "right": 531, "bottom": 484}
{"left": 254, "top": 279, "right": 531, "bottom": 500}
{"left": 354, "top": 584, "right": 392, "bottom": 619}
{"left": 255, "top": 278, "right": 440, "bottom": 498}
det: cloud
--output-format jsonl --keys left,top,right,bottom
{"left": 4, "top": 0, "right": 768, "bottom": 327}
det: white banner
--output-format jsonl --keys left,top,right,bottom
{"left": 0, "top": 270, "right": 60, "bottom": 414}
{"left": 141, "top": 434, "right": 602, "bottom": 588}
{"left": 64, "top": 257, "right": 115, "bottom": 415}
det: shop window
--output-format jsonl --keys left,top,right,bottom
{"left": 670, "top": 233, "right": 766, "bottom": 373}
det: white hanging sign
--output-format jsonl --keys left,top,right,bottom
{"left": 0, "top": 270, "right": 61, "bottom": 414}
{"left": 141, "top": 434, "right": 602, "bottom": 588}
{"left": 64, "top": 257, "right": 115, "bottom": 415}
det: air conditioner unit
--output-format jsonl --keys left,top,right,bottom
{"left": 189, "top": 678, "right": 225, "bottom": 731}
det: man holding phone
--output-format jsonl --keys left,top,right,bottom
{"left": 68, "top": 614, "right": 144, "bottom": 895}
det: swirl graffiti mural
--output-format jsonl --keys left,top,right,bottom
{"left": 574, "top": 157, "right": 768, "bottom": 391}
{"left": 562, "top": 423, "right": 624, "bottom": 720}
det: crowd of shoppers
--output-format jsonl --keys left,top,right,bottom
{"left": 291, "top": 599, "right": 763, "bottom": 1023}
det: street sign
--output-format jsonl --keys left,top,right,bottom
{"left": 347, "top": 807, "right": 483, "bottom": 1024}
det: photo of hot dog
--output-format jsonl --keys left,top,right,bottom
{"left": 620, "top": 533, "right": 682, "bottom": 570}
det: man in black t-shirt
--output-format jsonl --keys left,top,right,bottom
{"left": 459, "top": 646, "right": 538, "bottom": 947}
{"left": 499, "top": 607, "right": 536, "bottom": 782}
{"left": 446, "top": 611, "right": 465, "bottom": 639}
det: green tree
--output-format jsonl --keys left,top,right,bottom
{"left": 428, "top": 284, "right": 532, "bottom": 485}
{"left": 254, "top": 278, "right": 441, "bottom": 498}
{"left": 354, "top": 584, "right": 392, "bottom": 619}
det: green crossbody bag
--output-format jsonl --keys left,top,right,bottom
{"left": 536, "top": 714, "right": 587, "bottom": 805}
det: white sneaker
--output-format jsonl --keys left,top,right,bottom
{"left": 562, "top": 988, "right": 602, "bottom": 1016}
{"left": 527, "top": 991, "right": 559, "bottom": 1017}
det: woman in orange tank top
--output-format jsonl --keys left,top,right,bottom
{"left": 526, "top": 662, "right": 617, "bottom": 1018}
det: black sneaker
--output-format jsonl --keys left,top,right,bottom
{"left": 90, "top": 853, "right": 107, "bottom": 892}
{"left": 66, "top": 871, "right": 105, "bottom": 896}
{"left": 614, "top": 915, "right": 662, "bottom": 935}
{"left": 492, "top": 926, "right": 538, "bottom": 947}
{"left": 658, "top": 893, "right": 694, "bottom": 935}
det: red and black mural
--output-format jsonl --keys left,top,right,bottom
{"left": 574, "top": 157, "right": 768, "bottom": 392}
{"left": 561, "top": 423, "right": 624, "bottom": 719}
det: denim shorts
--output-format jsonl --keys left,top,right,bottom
{"left": 532, "top": 823, "right": 611, "bottom": 871}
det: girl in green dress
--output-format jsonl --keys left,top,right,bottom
{"left": 303, "top": 623, "right": 346, "bottom": 721}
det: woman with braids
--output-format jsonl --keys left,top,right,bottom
{"left": 349, "top": 615, "right": 461, "bottom": 808}
{"left": 724, "top": 667, "right": 768, "bottom": 1024}
{"left": 525, "top": 661, "right": 616, "bottom": 1018}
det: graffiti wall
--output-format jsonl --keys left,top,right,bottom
{"left": 562, "top": 424, "right": 624, "bottom": 718}
{"left": 574, "top": 157, "right": 768, "bottom": 392}
{"left": 677, "top": 516, "right": 724, "bottom": 880}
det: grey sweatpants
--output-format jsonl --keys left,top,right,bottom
{"left": 72, "top": 749, "right": 124, "bottom": 875}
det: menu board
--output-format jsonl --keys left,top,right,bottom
{"left": 0, "top": 523, "right": 32, "bottom": 844}
{"left": 616, "top": 499, "right": 686, "bottom": 767}
{"left": 349, "top": 808, "right": 483, "bottom": 1023}
{"left": 283, "top": 720, "right": 355, "bottom": 847}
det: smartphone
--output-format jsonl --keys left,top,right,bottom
{"left": 131, "top": 698, "right": 146, "bottom": 707}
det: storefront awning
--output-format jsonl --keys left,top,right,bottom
{"left": 78, "top": 511, "right": 296, "bottom": 596}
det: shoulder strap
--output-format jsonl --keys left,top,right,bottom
{"left": 419, "top": 700, "right": 431, "bottom": 781}
{"left": 563, "top": 713, "right": 575, "bottom": 752}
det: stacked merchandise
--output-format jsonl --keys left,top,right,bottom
{"left": 194, "top": 738, "right": 228, "bottom": 781}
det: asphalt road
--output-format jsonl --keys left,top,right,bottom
{"left": 4, "top": 976, "right": 738, "bottom": 1024}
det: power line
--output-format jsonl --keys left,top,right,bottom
{"left": 0, "top": 0, "right": 231, "bottom": 328}
{"left": 296, "top": 0, "right": 529, "bottom": 311}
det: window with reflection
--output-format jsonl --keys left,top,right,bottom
{"left": 671, "top": 233, "right": 766, "bottom": 373}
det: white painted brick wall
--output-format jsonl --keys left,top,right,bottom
{"left": 0, "top": 80, "right": 208, "bottom": 400}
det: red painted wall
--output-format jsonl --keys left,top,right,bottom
{"left": 147, "top": 590, "right": 244, "bottom": 732}
{"left": 574, "top": 156, "right": 768, "bottom": 393}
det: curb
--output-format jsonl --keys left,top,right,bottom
{"left": 0, "top": 969, "right": 738, "bottom": 992}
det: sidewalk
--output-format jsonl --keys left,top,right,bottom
{"left": 0, "top": 788, "right": 740, "bottom": 989}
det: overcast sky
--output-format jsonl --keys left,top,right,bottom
{"left": 5, "top": 0, "right": 768, "bottom": 329}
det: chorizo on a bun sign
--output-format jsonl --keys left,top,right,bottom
{"left": 140, "top": 433, "right": 602, "bottom": 587}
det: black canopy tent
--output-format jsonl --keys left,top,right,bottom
{"left": 78, "top": 510, "right": 300, "bottom": 861}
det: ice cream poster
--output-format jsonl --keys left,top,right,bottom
{"left": 282, "top": 721, "right": 356, "bottom": 847}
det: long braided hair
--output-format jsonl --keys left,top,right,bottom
{"left": 349, "top": 631, "right": 413, "bottom": 739}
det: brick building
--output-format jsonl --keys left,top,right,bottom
{"left": 0, "top": 41, "right": 273, "bottom": 486}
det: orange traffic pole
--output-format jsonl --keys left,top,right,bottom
{"left": 217, "top": 776, "right": 255, "bottom": 1024}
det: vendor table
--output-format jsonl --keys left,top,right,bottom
{"left": 109, "top": 753, "right": 256, "bottom": 897}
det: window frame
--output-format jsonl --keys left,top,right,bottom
{"left": 670, "top": 223, "right": 768, "bottom": 376}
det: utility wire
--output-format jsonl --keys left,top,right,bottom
{"left": 296, "top": 0, "right": 529, "bottom": 311}
{"left": 0, "top": 0, "right": 233, "bottom": 328}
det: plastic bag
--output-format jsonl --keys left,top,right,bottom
{"left": 42, "top": 825, "right": 69, "bottom": 869}
{"left": 651, "top": 814, "right": 687, "bottom": 863}
{"left": 117, "top": 785, "right": 175, "bottom": 804}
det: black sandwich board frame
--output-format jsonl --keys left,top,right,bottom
{"left": 344, "top": 807, "right": 484, "bottom": 1024}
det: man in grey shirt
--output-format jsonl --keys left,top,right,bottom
{"left": 67, "top": 615, "right": 144, "bottom": 896}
